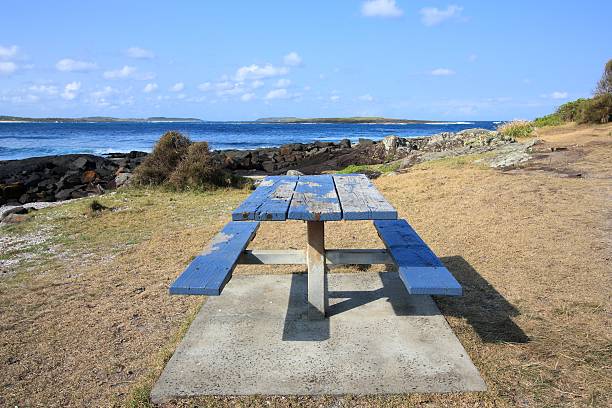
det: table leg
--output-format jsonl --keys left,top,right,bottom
{"left": 306, "top": 221, "right": 326, "bottom": 320}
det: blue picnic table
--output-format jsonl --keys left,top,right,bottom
{"left": 170, "top": 174, "right": 462, "bottom": 320}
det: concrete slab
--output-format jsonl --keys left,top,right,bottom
{"left": 151, "top": 272, "right": 486, "bottom": 402}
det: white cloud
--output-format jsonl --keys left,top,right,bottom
{"left": 234, "top": 64, "right": 289, "bottom": 81}
{"left": 0, "top": 45, "right": 18, "bottom": 60}
{"left": 420, "top": 5, "right": 463, "bottom": 26}
{"left": 170, "top": 82, "right": 185, "bottom": 92}
{"left": 265, "top": 88, "right": 289, "bottom": 100}
{"left": 361, "top": 0, "right": 403, "bottom": 18}
{"left": 143, "top": 83, "right": 158, "bottom": 93}
{"left": 330, "top": 95, "right": 340, "bottom": 102}
{"left": 431, "top": 68, "right": 455, "bottom": 76}
{"left": 275, "top": 78, "right": 291, "bottom": 88}
{"left": 283, "top": 52, "right": 302, "bottom": 66}
{"left": 358, "top": 94, "right": 374, "bottom": 101}
{"left": 29, "top": 84, "right": 59, "bottom": 95}
{"left": 103, "top": 65, "right": 136, "bottom": 79}
{"left": 0, "top": 61, "right": 18, "bottom": 75}
{"left": 198, "top": 82, "right": 212, "bottom": 92}
{"left": 61, "top": 81, "right": 81, "bottom": 100}
{"left": 125, "top": 47, "right": 155, "bottom": 59}
{"left": 251, "top": 80, "right": 264, "bottom": 89}
{"left": 241, "top": 93, "right": 255, "bottom": 102}
{"left": 543, "top": 91, "right": 568, "bottom": 99}
{"left": 56, "top": 58, "right": 97, "bottom": 72}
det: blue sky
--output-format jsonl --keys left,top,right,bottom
{"left": 1, "top": 1, "right": 610, "bottom": 121}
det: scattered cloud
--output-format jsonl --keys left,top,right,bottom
{"left": 56, "top": 58, "right": 97, "bottom": 72}
{"left": 358, "top": 94, "right": 374, "bottom": 101}
{"left": 0, "top": 61, "right": 18, "bottom": 75}
{"left": 420, "top": 5, "right": 463, "bottom": 26}
{"left": 330, "top": 95, "right": 340, "bottom": 102}
{"left": 104, "top": 65, "right": 136, "bottom": 79}
{"left": 29, "top": 84, "right": 59, "bottom": 95}
{"left": 275, "top": 78, "right": 291, "bottom": 88}
{"left": 283, "top": 52, "right": 302, "bottom": 66}
{"left": 0, "top": 45, "right": 18, "bottom": 60}
{"left": 170, "top": 82, "right": 185, "bottom": 92}
{"left": 61, "top": 81, "right": 81, "bottom": 100}
{"left": 234, "top": 64, "right": 289, "bottom": 81}
{"left": 361, "top": 0, "right": 403, "bottom": 18}
{"left": 198, "top": 82, "right": 212, "bottom": 92}
{"left": 241, "top": 93, "right": 255, "bottom": 102}
{"left": 265, "top": 88, "right": 289, "bottom": 100}
{"left": 125, "top": 47, "right": 155, "bottom": 59}
{"left": 542, "top": 91, "right": 568, "bottom": 99}
{"left": 143, "top": 83, "right": 158, "bottom": 93}
{"left": 88, "top": 86, "right": 133, "bottom": 108}
{"left": 468, "top": 53, "right": 478, "bottom": 62}
{"left": 431, "top": 68, "right": 455, "bottom": 76}
{"left": 251, "top": 80, "right": 264, "bottom": 89}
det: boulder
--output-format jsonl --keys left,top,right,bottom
{"left": 339, "top": 139, "right": 351, "bottom": 149}
{"left": 286, "top": 169, "right": 304, "bottom": 176}
{"left": 114, "top": 173, "right": 132, "bottom": 188}
{"left": 0, "top": 206, "right": 28, "bottom": 222}
{"left": 358, "top": 138, "right": 375, "bottom": 146}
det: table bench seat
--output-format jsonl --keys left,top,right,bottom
{"left": 169, "top": 221, "right": 260, "bottom": 295}
{"left": 374, "top": 219, "right": 462, "bottom": 296}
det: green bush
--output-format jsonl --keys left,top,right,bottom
{"left": 556, "top": 98, "right": 589, "bottom": 122}
{"left": 577, "top": 93, "right": 612, "bottom": 124}
{"left": 533, "top": 113, "right": 563, "bottom": 127}
{"left": 132, "top": 131, "right": 191, "bottom": 185}
{"left": 168, "top": 142, "right": 230, "bottom": 189}
{"left": 497, "top": 120, "right": 534, "bottom": 138}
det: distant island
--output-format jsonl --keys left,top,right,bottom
{"left": 0, "top": 116, "right": 203, "bottom": 123}
{"left": 255, "top": 117, "right": 447, "bottom": 124}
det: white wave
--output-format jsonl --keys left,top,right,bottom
{"left": 424, "top": 121, "right": 475, "bottom": 125}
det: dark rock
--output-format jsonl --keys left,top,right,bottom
{"left": 339, "top": 139, "right": 351, "bottom": 148}
{"left": 358, "top": 138, "right": 375, "bottom": 146}
{"left": 0, "top": 183, "right": 26, "bottom": 200}
{"left": 0, "top": 206, "right": 28, "bottom": 221}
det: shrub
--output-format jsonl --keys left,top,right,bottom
{"left": 595, "top": 59, "right": 612, "bottom": 96}
{"left": 556, "top": 98, "right": 589, "bottom": 122}
{"left": 577, "top": 93, "right": 612, "bottom": 124}
{"left": 533, "top": 113, "right": 563, "bottom": 127}
{"left": 497, "top": 120, "right": 534, "bottom": 138}
{"left": 168, "top": 142, "right": 230, "bottom": 189}
{"left": 132, "top": 131, "right": 191, "bottom": 185}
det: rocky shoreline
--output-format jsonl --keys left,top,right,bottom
{"left": 1, "top": 128, "right": 529, "bottom": 210}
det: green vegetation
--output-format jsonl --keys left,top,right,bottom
{"left": 132, "top": 131, "right": 245, "bottom": 190}
{"left": 497, "top": 120, "right": 534, "bottom": 138}
{"left": 336, "top": 162, "right": 400, "bottom": 175}
{"left": 532, "top": 113, "right": 563, "bottom": 127}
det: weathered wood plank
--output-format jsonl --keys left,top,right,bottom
{"left": 333, "top": 174, "right": 397, "bottom": 220}
{"left": 237, "top": 249, "right": 393, "bottom": 265}
{"left": 374, "top": 219, "right": 462, "bottom": 296}
{"left": 232, "top": 176, "right": 298, "bottom": 221}
{"left": 169, "top": 221, "right": 260, "bottom": 295}
{"left": 288, "top": 175, "right": 342, "bottom": 221}
{"left": 307, "top": 221, "right": 327, "bottom": 320}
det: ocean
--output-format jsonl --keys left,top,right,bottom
{"left": 0, "top": 121, "right": 500, "bottom": 161}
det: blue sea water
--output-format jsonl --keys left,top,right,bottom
{"left": 0, "top": 121, "right": 500, "bottom": 161}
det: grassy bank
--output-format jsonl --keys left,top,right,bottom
{"left": 1, "top": 123, "right": 611, "bottom": 407}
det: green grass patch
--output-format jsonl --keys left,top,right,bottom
{"left": 336, "top": 162, "right": 400, "bottom": 175}
{"left": 533, "top": 113, "right": 563, "bottom": 127}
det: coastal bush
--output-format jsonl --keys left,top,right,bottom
{"left": 168, "top": 142, "right": 230, "bottom": 189}
{"left": 533, "top": 113, "right": 562, "bottom": 127}
{"left": 595, "top": 58, "right": 612, "bottom": 96}
{"left": 497, "top": 120, "right": 534, "bottom": 138}
{"left": 576, "top": 93, "right": 612, "bottom": 124}
{"left": 132, "top": 131, "right": 191, "bottom": 185}
{"left": 556, "top": 99, "right": 588, "bottom": 122}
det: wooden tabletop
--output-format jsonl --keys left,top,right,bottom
{"left": 232, "top": 174, "right": 397, "bottom": 221}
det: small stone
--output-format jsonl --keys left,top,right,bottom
{"left": 82, "top": 170, "right": 98, "bottom": 183}
{"left": 286, "top": 170, "right": 304, "bottom": 176}
{"left": 1, "top": 213, "right": 28, "bottom": 224}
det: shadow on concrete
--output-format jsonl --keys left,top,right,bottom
{"left": 439, "top": 256, "right": 529, "bottom": 344}
{"left": 282, "top": 273, "right": 330, "bottom": 341}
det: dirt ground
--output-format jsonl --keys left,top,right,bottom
{"left": 0, "top": 123, "right": 610, "bottom": 407}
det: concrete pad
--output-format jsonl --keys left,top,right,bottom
{"left": 151, "top": 272, "right": 486, "bottom": 402}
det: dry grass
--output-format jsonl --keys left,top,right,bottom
{"left": 1, "top": 123, "right": 611, "bottom": 407}
{"left": 497, "top": 120, "right": 534, "bottom": 139}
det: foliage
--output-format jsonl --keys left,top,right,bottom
{"left": 168, "top": 142, "right": 230, "bottom": 189}
{"left": 576, "top": 93, "right": 612, "bottom": 124}
{"left": 132, "top": 131, "right": 191, "bottom": 185}
{"left": 556, "top": 98, "right": 589, "bottom": 122}
{"left": 496, "top": 120, "right": 534, "bottom": 138}
{"left": 533, "top": 113, "right": 563, "bottom": 127}
{"left": 595, "top": 59, "right": 612, "bottom": 96}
